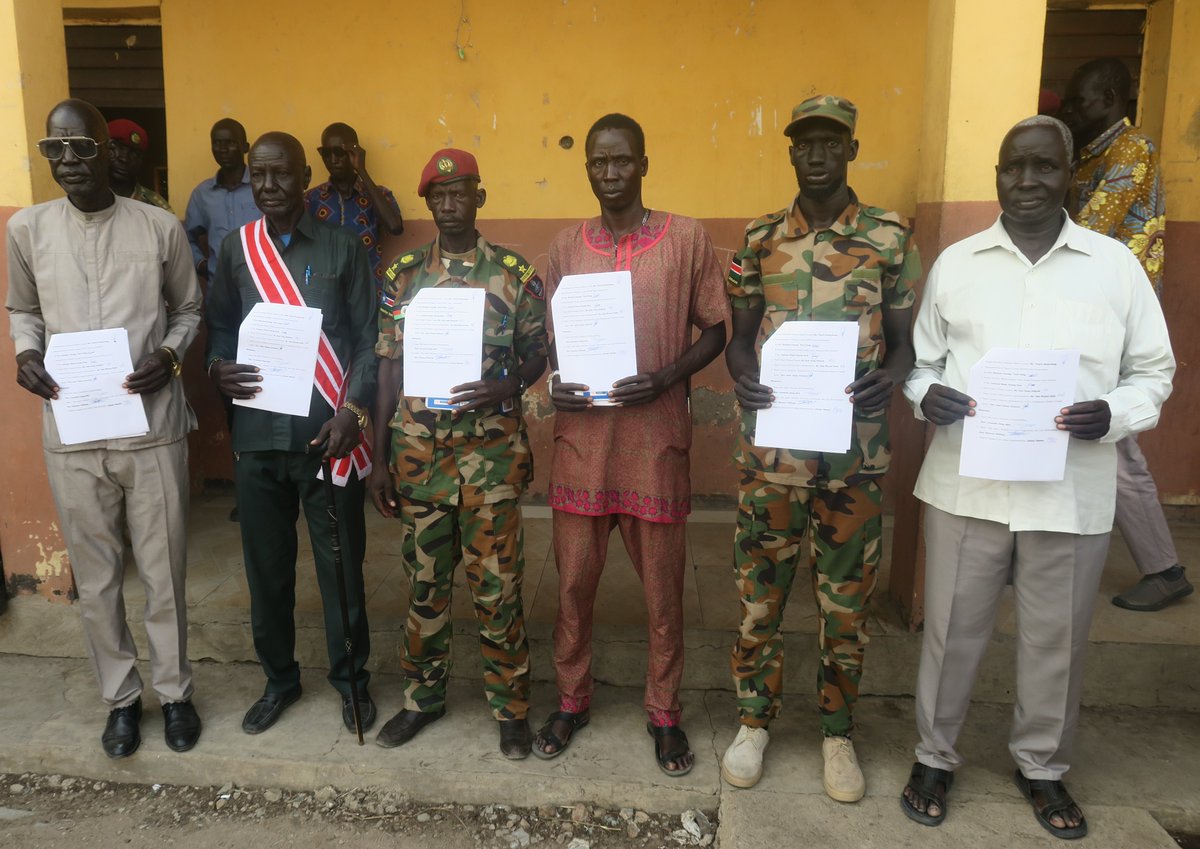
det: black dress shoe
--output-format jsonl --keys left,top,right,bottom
{"left": 375, "top": 707, "right": 445, "bottom": 748}
{"left": 102, "top": 699, "right": 142, "bottom": 759}
{"left": 242, "top": 686, "right": 302, "bottom": 735}
{"left": 499, "top": 718, "right": 532, "bottom": 760}
{"left": 162, "top": 700, "right": 202, "bottom": 752}
{"left": 342, "top": 691, "right": 377, "bottom": 733}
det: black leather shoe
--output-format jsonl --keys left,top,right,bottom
{"left": 375, "top": 707, "right": 445, "bottom": 748}
{"left": 242, "top": 686, "right": 302, "bottom": 735}
{"left": 499, "top": 718, "right": 532, "bottom": 760}
{"left": 102, "top": 699, "right": 142, "bottom": 759}
{"left": 162, "top": 700, "right": 202, "bottom": 752}
{"left": 342, "top": 691, "right": 377, "bottom": 733}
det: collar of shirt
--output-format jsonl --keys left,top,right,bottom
{"left": 265, "top": 210, "right": 319, "bottom": 247}
{"left": 972, "top": 213, "right": 1093, "bottom": 267}
{"left": 65, "top": 192, "right": 120, "bottom": 224}
{"left": 422, "top": 233, "right": 486, "bottom": 284}
{"left": 207, "top": 166, "right": 250, "bottom": 191}
{"left": 315, "top": 178, "right": 366, "bottom": 201}
{"left": 783, "top": 189, "right": 861, "bottom": 239}
{"left": 1080, "top": 117, "right": 1132, "bottom": 163}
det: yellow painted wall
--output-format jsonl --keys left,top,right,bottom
{"left": 917, "top": 0, "right": 1047, "bottom": 204}
{"left": 1161, "top": 0, "right": 1200, "bottom": 220}
{"left": 162, "top": 0, "right": 929, "bottom": 222}
{"left": 0, "top": 0, "right": 69, "bottom": 207}
{"left": 1139, "top": 0, "right": 1173, "bottom": 146}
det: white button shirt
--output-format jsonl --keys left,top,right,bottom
{"left": 903, "top": 215, "right": 1174, "bottom": 535}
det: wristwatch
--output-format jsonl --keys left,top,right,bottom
{"left": 159, "top": 346, "right": 182, "bottom": 378}
{"left": 546, "top": 369, "right": 559, "bottom": 390}
{"left": 341, "top": 400, "right": 369, "bottom": 430}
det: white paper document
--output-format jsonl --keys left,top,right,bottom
{"left": 959, "top": 347, "right": 1080, "bottom": 482}
{"left": 233, "top": 302, "right": 324, "bottom": 417}
{"left": 44, "top": 328, "right": 150, "bottom": 445}
{"left": 754, "top": 321, "right": 858, "bottom": 453}
{"left": 551, "top": 271, "right": 637, "bottom": 405}
{"left": 402, "top": 286, "right": 486, "bottom": 405}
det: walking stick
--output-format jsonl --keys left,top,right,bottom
{"left": 322, "top": 457, "right": 365, "bottom": 745}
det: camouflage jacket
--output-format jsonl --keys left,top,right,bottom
{"left": 128, "top": 183, "right": 174, "bottom": 214}
{"left": 727, "top": 191, "right": 920, "bottom": 489}
{"left": 376, "top": 235, "right": 548, "bottom": 506}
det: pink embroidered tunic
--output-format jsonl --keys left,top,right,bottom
{"left": 546, "top": 211, "right": 730, "bottom": 523}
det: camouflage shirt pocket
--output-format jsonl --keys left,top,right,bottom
{"left": 844, "top": 267, "right": 884, "bottom": 352}
{"left": 390, "top": 417, "right": 435, "bottom": 487}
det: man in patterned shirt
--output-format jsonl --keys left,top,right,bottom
{"left": 1060, "top": 57, "right": 1191, "bottom": 611}
{"left": 721, "top": 95, "right": 919, "bottom": 799}
{"left": 306, "top": 122, "right": 404, "bottom": 297}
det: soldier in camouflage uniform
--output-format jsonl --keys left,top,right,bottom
{"left": 369, "top": 148, "right": 548, "bottom": 759}
{"left": 720, "top": 95, "right": 920, "bottom": 799}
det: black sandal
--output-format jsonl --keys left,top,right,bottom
{"left": 646, "top": 723, "right": 694, "bottom": 777}
{"left": 1014, "top": 770, "right": 1088, "bottom": 840}
{"left": 532, "top": 710, "right": 589, "bottom": 760}
{"left": 900, "top": 761, "right": 953, "bottom": 826}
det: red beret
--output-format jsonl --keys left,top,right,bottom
{"left": 417, "top": 148, "right": 480, "bottom": 197}
{"left": 107, "top": 119, "right": 149, "bottom": 152}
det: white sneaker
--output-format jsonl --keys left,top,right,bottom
{"left": 721, "top": 725, "right": 770, "bottom": 788}
{"left": 822, "top": 736, "right": 865, "bottom": 802}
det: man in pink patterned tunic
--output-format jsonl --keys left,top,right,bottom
{"left": 532, "top": 114, "right": 729, "bottom": 776}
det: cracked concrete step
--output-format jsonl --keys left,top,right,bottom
{"left": 0, "top": 654, "right": 1196, "bottom": 842}
{"left": 716, "top": 794, "right": 1178, "bottom": 849}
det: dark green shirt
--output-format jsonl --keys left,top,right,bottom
{"left": 205, "top": 212, "right": 378, "bottom": 453}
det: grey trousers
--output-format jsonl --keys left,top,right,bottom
{"left": 1115, "top": 435, "right": 1178, "bottom": 575}
{"left": 915, "top": 506, "right": 1108, "bottom": 780}
{"left": 44, "top": 440, "right": 193, "bottom": 708}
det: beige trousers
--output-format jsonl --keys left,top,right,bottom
{"left": 915, "top": 506, "right": 1108, "bottom": 780}
{"left": 1115, "top": 435, "right": 1178, "bottom": 575}
{"left": 44, "top": 440, "right": 192, "bottom": 708}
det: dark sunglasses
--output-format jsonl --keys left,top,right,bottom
{"left": 37, "top": 136, "right": 101, "bottom": 160}
{"left": 317, "top": 146, "right": 349, "bottom": 158}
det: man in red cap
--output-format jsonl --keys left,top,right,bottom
{"left": 107, "top": 118, "right": 172, "bottom": 212}
{"left": 369, "top": 148, "right": 547, "bottom": 757}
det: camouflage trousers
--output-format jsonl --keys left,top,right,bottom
{"left": 731, "top": 478, "right": 882, "bottom": 737}
{"left": 398, "top": 496, "right": 530, "bottom": 720}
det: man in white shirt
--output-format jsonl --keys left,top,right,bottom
{"left": 897, "top": 116, "right": 1173, "bottom": 840}
{"left": 7, "top": 99, "right": 203, "bottom": 759}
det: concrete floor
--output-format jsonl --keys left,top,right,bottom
{"left": 177, "top": 491, "right": 1200, "bottom": 646}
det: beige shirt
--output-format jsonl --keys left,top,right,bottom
{"left": 903, "top": 216, "right": 1175, "bottom": 535}
{"left": 6, "top": 195, "right": 202, "bottom": 453}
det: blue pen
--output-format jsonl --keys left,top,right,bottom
{"left": 304, "top": 265, "right": 312, "bottom": 286}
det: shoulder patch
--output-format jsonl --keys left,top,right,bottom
{"left": 745, "top": 208, "right": 787, "bottom": 239}
{"left": 383, "top": 247, "right": 426, "bottom": 282}
{"left": 495, "top": 248, "right": 539, "bottom": 284}
{"left": 859, "top": 205, "right": 912, "bottom": 230}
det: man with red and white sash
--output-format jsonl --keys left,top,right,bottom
{"left": 206, "top": 132, "right": 378, "bottom": 735}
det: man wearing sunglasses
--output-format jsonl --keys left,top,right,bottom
{"left": 6, "top": 99, "right": 203, "bottom": 759}
{"left": 107, "top": 118, "right": 173, "bottom": 213}
{"left": 305, "top": 122, "right": 404, "bottom": 299}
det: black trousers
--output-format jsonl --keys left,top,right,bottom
{"left": 235, "top": 449, "right": 370, "bottom": 696}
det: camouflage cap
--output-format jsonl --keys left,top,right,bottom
{"left": 783, "top": 95, "right": 857, "bottom": 138}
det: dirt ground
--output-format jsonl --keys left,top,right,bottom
{"left": 0, "top": 772, "right": 717, "bottom": 849}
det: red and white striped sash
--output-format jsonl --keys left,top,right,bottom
{"left": 238, "top": 217, "right": 371, "bottom": 486}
